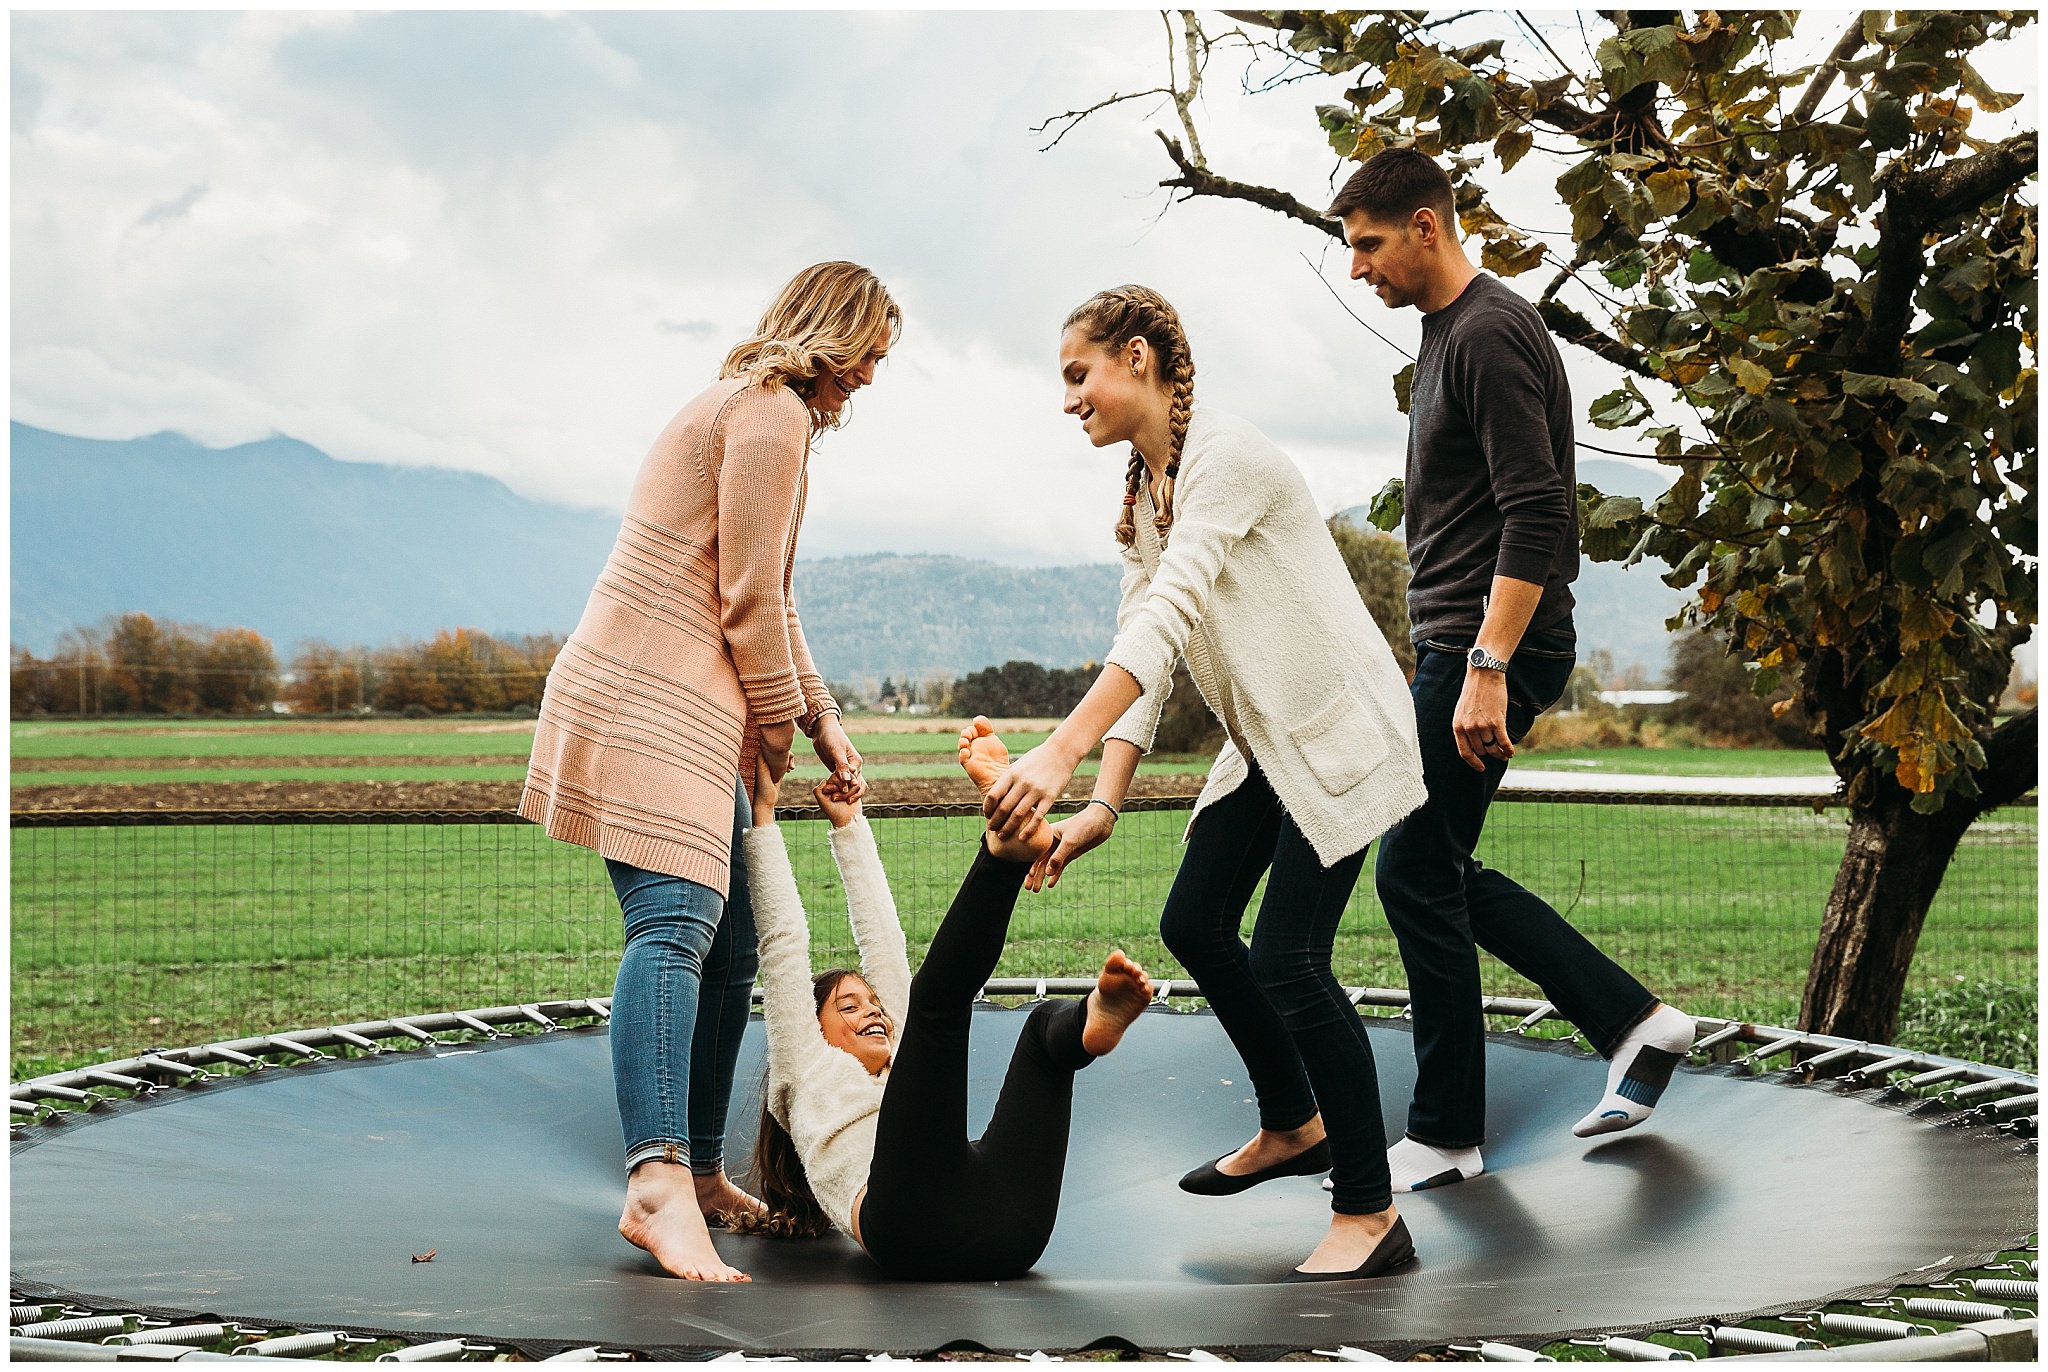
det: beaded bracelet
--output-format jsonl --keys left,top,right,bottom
{"left": 1086, "top": 798, "right": 1120, "bottom": 821}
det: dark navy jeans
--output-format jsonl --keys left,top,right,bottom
{"left": 605, "top": 777, "right": 759, "bottom": 1176}
{"left": 1160, "top": 759, "right": 1392, "bottom": 1216}
{"left": 1374, "top": 624, "right": 1657, "bottom": 1150}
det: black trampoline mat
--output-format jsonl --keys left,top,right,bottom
{"left": 10, "top": 1008, "right": 2036, "bottom": 1356}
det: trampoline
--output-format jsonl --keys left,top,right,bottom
{"left": 10, "top": 990, "right": 2037, "bottom": 1360}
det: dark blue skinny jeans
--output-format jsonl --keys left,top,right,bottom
{"left": 605, "top": 777, "right": 759, "bottom": 1176}
{"left": 1374, "top": 624, "right": 1658, "bottom": 1150}
{"left": 1159, "top": 759, "right": 1392, "bottom": 1216}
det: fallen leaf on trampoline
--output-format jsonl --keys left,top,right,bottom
{"left": 412, "top": 1250, "right": 436, "bottom": 1263}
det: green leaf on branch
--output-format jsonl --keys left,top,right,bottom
{"left": 1589, "top": 380, "right": 1654, "bottom": 430}
{"left": 1367, "top": 477, "right": 1405, "bottom": 533}
{"left": 1392, "top": 362, "right": 1416, "bottom": 415}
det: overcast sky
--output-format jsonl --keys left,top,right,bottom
{"left": 13, "top": 10, "right": 2037, "bottom": 566}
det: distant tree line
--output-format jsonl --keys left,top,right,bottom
{"left": 11, "top": 613, "right": 562, "bottom": 718}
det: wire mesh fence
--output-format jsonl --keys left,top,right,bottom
{"left": 10, "top": 792, "right": 2036, "bottom": 1079}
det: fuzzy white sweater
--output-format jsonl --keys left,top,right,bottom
{"left": 742, "top": 816, "right": 907, "bottom": 1240}
{"left": 1103, "top": 405, "right": 1429, "bottom": 865}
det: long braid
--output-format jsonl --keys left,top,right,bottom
{"left": 1065, "top": 285, "right": 1197, "bottom": 552}
{"left": 1115, "top": 449, "right": 1147, "bottom": 549}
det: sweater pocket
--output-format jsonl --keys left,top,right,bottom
{"left": 1287, "top": 687, "right": 1390, "bottom": 796}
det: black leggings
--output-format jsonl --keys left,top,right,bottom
{"left": 857, "top": 842, "right": 1096, "bottom": 1281}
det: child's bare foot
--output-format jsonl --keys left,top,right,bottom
{"left": 694, "top": 1169, "right": 768, "bottom": 1228}
{"left": 618, "top": 1161, "right": 750, "bottom": 1282}
{"left": 959, "top": 717, "right": 1055, "bottom": 861}
{"left": 1082, "top": 949, "right": 1153, "bottom": 1057}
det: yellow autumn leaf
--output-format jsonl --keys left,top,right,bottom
{"left": 1728, "top": 355, "right": 1773, "bottom": 395}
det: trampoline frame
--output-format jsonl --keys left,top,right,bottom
{"left": 11, "top": 987, "right": 2038, "bottom": 1364}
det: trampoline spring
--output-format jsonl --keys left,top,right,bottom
{"left": 11, "top": 1305, "right": 57, "bottom": 1325}
{"left": 136, "top": 1056, "right": 210, "bottom": 1081}
{"left": 1842, "top": 1053, "right": 1918, "bottom": 1087}
{"left": 1903, "top": 1063, "right": 1972, "bottom": 1090}
{"left": 1810, "top": 1313, "right": 1932, "bottom": 1340}
{"left": 232, "top": 1331, "right": 362, "bottom": 1357}
{"left": 261, "top": 1037, "right": 327, "bottom": 1062}
{"left": 386, "top": 1021, "right": 439, "bottom": 1045}
{"left": 1309, "top": 1348, "right": 1387, "bottom": 1362}
{"left": 1939, "top": 1077, "right": 2023, "bottom": 1107}
{"left": 80, "top": 1070, "right": 154, "bottom": 1095}
{"left": 1963, "top": 1093, "right": 2038, "bottom": 1124}
{"left": 11, "top": 1099, "right": 45, "bottom": 1118}
{"left": 2000, "top": 1114, "right": 2037, "bottom": 1137}
{"left": 1034, "top": 980, "right": 1048, "bottom": 1001}
{"left": 1515, "top": 1005, "right": 1556, "bottom": 1035}
{"left": 1968, "top": 1279, "right": 2038, "bottom": 1301}
{"left": 1154, "top": 980, "right": 1175, "bottom": 1003}
{"left": 1595, "top": 1336, "right": 1696, "bottom": 1361}
{"left": 1794, "top": 1043, "right": 1865, "bottom": 1079}
{"left": 104, "top": 1324, "right": 232, "bottom": 1347}
{"left": 325, "top": 1029, "right": 383, "bottom": 1055}
{"left": 450, "top": 1013, "right": 502, "bottom": 1039}
{"left": 1469, "top": 1342, "right": 1555, "bottom": 1362}
{"left": 1166, "top": 1351, "right": 1225, "bottom": 1363}
{"left": 13, "top": 1316, "right": 131, "bottom": 1341}
{"left": 201, "top": 1046, "right": 262, "bottom": 1068}
{"left": 516, "top": 1005, "right": 558, "bottom": 1031}
{"left": 1899, "top": 1297, "right": 2024, "bottom": 1323}
{"left": 1689, "top": 1024, "right": 1747, "bottom": 1056}
{"left": 1737, "top": 1035, "right": 1804, "bottom": 1069}
{"left": 587, "top": 1000, "right": 612, "bottom": 1021}
{"left": 374, "top": 1337, "right": 494, "bottom": 1361}
{"left": 539, "top": 1348, "right": 618, "bottom": 1362}
{"left": 1705, "top": 1326, "right": 1821, "bottom": 1354}
{"left": 23, "top": 1084, "right": 97, "bottom": 1105}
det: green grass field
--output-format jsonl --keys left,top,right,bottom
{"left": 11, "top": 801, "right": 2033, "bottom": 1081}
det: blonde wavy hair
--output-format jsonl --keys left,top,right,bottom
{"left": 1062, "top": 286, "right": 1196, "bottom": 549}
{"left": 722, "top": 262, "right": 902, "bottom": 432}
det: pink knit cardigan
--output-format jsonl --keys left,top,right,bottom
{"left": 519, "top": 377, "right": 837, "bottom": 897}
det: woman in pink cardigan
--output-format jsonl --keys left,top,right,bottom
{"left": 521, "top": 261, "right": 899, "bottom": 1282}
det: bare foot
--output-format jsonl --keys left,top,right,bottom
{"left": 1082, "top": 950, "right": 1153, "bottom": 1057}
{"left": 958, "top": 716, "right": 1054, "bottom": 861}
{"left": 1217, "top": 1116, "right": 1328, "bottom": 1177}
{"left": 694, "top": 1169, "right": 768, "bottom": 1228}
{"left": 1296, "top": 1207, "right": 1402, "bottom": 1274}
{"left": 618, "top": 1161, "right": 750, "bottom": 1282}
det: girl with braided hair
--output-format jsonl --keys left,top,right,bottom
{"left": 982, "top": 285, "right": 1431, "bottom": 1281}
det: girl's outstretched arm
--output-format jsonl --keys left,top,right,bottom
{"left": 744, "top": 765, "right": 831, "bottom": 1074}
{"left": 815, "top": 787, "right": 912, "bottom": 1033}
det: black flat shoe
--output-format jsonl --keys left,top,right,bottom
{"left": 1178, "top": 1138, "right": 1332, "bottom": 1195}
{"left": 1282, "top": 1215, "right": 1417, "bottom": 1282}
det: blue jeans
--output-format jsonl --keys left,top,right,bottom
{"left": 1374, "top": 622, "right": 1657, "bottom": 1149}
{"left": 1160, "top": 759, "right": 1392, "bottom": 1216}
{"left": 605, "top": 777, "right": 759, "bottom": 1175}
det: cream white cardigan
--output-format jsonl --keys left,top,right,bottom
{"left": 742, "top": 816, "right": 908, "bottom": 1240}
{"left": 1103, "top": 406, "right": 1428, "bottom": 865}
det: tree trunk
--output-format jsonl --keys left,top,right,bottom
{"left": 1799, "top": 708, "right": 2036, "bottom": 1042}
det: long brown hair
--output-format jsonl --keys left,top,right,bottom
{"left": 724, "top": 968, "right": 870, "bottom": 1240}
{"left": 1063, "top": 285, "right": 1197, "bottom": 550}
{"left": 721, "top": 262, "right": 902, "bottom": 434}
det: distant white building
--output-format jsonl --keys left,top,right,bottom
{"left": 1598, "top": 689, "right": 1684, "bottom": 707}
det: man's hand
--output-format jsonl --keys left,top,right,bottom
{"left": 1025, "top": 804, "right": 1116, "bottom": 892}
{"left": 1451, "top": 668, "right": 1513, "bottom": 771}
{"left": 760, "top": 720, "right": 797, "bottom": 781}
{"left": 811, "top": 714, "right": 864, "bottom": 798}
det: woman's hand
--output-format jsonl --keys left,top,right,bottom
{"left": 984, "top": 742, "right": 1081, "bottom": 840}
{"left": 759, "top": 720, "right": 797, "bottom": 781}
{"left": 810, "top": 714, "right": 865, "bottom": 799}
{"left": 1025, "top": 803, "right": 1116, "bottom": 892}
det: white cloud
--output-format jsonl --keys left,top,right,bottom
{"left": 13, "top": 9, "right": 2034, "bottom": 557}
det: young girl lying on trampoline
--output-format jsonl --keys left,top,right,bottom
{"left": 729, "top": 719, "right": 1155, "bottom": 1281}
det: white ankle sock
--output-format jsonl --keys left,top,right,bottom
{"left": 1385, "top": 1135, "right": 1483, "bottom": 1193}
{"left": 1573, "top": 1003, "right": 1695, "bottom": 1138}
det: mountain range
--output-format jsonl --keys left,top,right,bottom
{"left": 10, "top": 422, "right": 1684, "bottom": 679}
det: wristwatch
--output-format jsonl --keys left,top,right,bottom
{"left": 1467, "top": 645, "right": 1510, "bottom": 673}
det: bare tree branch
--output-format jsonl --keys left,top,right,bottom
{"left": 1860, "top": 130, "right": 2039, "bottom": 370}
{"left": 1169, "top": 10, "right": 1207, "bottom": 170}
{"left": 1032, "top": 87, "right": 1175, "bottom": 153}
{"left": 1791, "top": 14, "right": 1875, "bottom": 125}
{"left": 1155, "top": 131, "right": 1344, "bottom": 239}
